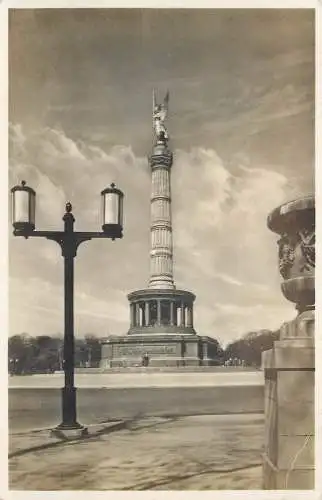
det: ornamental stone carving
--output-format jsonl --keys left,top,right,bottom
{"left": 268, "top": 196, "right": 315, "bottom": 313}
{"left": 277, "top": 226, "right": 315, "bottom": 279}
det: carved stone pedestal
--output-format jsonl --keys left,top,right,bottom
{"left": 262, "top": 196, "right": 315, "bottom": 490}
{"left": 100, "top": 332, "right": 220, "bottom": 368}
{"left": 262, "top": 313, "right": 315, "bottom": 489}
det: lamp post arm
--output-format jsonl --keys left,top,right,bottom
{"left": 13, "top": 229, "right": 64, "bottom": 239}
{"left": 13, "top": 230, "right": 119, "bottom": 241}
{"left": 13, "top": 230, "right": 120, "bottom": 256}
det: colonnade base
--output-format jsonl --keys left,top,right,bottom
{"left": 127, "top": 288, "right": 196, "bottom": 331}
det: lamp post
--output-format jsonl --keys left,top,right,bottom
{"left": 11, "top": 180, "right": 124, "bottom": 434}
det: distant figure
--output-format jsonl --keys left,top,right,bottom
{"left": 142, "top": 352, "right": 150, "bottom": 367}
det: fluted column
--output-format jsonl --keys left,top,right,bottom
{"left": 170, "top": 301, "right": 174, "bottom": 326}
{"left": 157, "top": 300, "right": 161, "bottom": 325}
{"left": 180, "top": 302, "right": 186, "bottom": 327}
{"left": 187, "top": 306, "right": 193, "bottom": 328}
{"left": 135, "top": 302, "right": 140, "bottom": 327}
{"left": 145, "top": 301, "right": 150, "bottom": 326}
{"left": 173, "top": 303, "right": 177, "bottom": 326}
{"left": 130, "top": 303, "right": 135, "bottom": 327}
{"left": 141, "top": 304, "right": 145, "bottom": 327}
{"left": 149, "top": 142, "right": 175, "bottom": 290}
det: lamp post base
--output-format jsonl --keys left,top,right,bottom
{"left": 51, "top": 423, "right": 88, "bottom": 439}
{"left": 51, "top": 386, "right": 88, "bottom": 438}
{"left": 54, "top": 421, "right": 86, "bottom": 431}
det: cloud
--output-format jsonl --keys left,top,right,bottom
{"left": 9, "top": 276, "right": 129, "bottom": 337}
{"left": 215, "top": 274, "right": 243, "bottom": 287}
{"left": 9, "top": 125, "right": 300, "bottom": 341}
{"left": 172, "top": 148, "right": 290, "bottom": 282}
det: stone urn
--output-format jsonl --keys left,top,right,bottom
{"left": 262, "top": 195, "right": 315, "bottom": 489}
{"left": 267, "top": 196, "right": 315, "bottom": 333}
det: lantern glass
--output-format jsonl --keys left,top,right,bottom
{"left": 118, "top": 193, "right": 124, "bottom": 227}
{"left": 101, "top": 184, "right": 124, "bottom": 237}
{"left": 11, "top": 182, "right": 36, "bottom": 230}
{"left": 103, "top": 191, "right": 119, "bottom": 225}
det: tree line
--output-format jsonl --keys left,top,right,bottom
{"left": 8, "top": 328, "right": 279, "bottom": 374}
{"left": 8, "top": 334, "right": 102, "bottom": 375}
{"left": 223, "top": 329, "right": 280, "bottom": 367}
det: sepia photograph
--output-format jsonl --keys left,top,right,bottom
{"left": 7, "top": 7, "right": 315, "bottom": 491}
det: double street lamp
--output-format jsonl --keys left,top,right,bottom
{"left": 11, "top": 180, "right": 124, "bottom": 434}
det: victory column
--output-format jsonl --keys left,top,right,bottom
{"left": 100, "top": 92, "right": 219, "bottom": 367}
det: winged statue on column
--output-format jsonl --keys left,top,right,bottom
{"left": 153, "top": 89, "right": 170, "bottom": 143}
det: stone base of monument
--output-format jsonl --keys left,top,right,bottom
{"left": 100, "top": 334, "right": 220, "bottom": 368}
{"left": 109, "top": 357, "right": 201, "bottom": 368}
{"left": 262, "top": 310, "right": 315, "bottom": 489}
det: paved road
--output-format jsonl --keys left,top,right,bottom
{"left": 9, "top": 370, "right": 263, "bottom": 388}
{"left": 9, "top": 385, "right": 264, "bottom": 432}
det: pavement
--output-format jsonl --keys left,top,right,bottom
{"left": 9, "top": 419, "right": 128, "bottom": 458}
{"left": 9, "top": 414, "right": 264, "bottom": 490}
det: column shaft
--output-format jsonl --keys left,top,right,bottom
{"left": 135, "top": 303, "right": 140, "bottom": 327}
{"left": 170, "top": 302, "right": 174, "bottom": 326}
{"left": 180, "top": 302, "right": 186, "bottom": 327}
{"left": 157, "top": 300, "right": 161, "bottom": 325}
{"left": 174, "top": 303, "right": 178, "bottom": 326}
{"left": 187, "top": 306, "right": 193, "bottom": 327}
{"left": 130, "top": 303, "right": 135, "bottom": 327}
{"left": 149, "top": 147, "right": 175, "bottom": 289}
{"left": 145, "top": 301, "right": 150, "bottom": 326}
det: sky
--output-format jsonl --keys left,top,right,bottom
{"left": 8, "top": 8, "right": 315, "bottom": 345}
